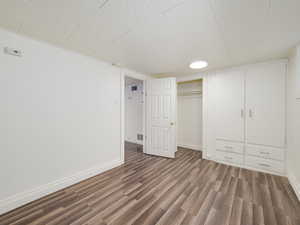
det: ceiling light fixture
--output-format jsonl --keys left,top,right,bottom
{"left": 189, "top": 60, "right": 208, "bottom": 69}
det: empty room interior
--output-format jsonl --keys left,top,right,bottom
{"left": 1, "top": 1, "right": 300, "bottom": 225}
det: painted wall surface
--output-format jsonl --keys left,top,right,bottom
{"left": 0, "top": 28, "right": 147, "bottom": 213}
{"left": 287, "top": 46, "right": 300, "bottom": 199}
{"left": 125, "top": 77, "right": 143, "bottom": 144}
{"left": 177, "top": 81, "right": 202, "bottom": 151}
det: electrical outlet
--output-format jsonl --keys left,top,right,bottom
{"left": 137, "top": 134, "right": 143, "bottom": 141}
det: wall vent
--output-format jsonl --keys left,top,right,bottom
{"left": 131, "top": 85, "right": 138, "bottom": 91}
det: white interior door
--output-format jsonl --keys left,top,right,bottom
{"left": 245, "top": 62, "right": 286, "bottom": 147}
{"left": 214, "top": 70, "right": 245, "bottom": 142}
{"left": 146, "top": 78, "right": 177, "bottom": 158}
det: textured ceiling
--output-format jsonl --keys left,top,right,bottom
{"left": 0, "top": 0, "right": 300, "bottom": 76}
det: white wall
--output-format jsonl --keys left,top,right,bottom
{"left": 125, "top": 77, "right": 143, "bottom": 145}
{"left": 177, "top": 81, "right": 202, "bottom": 151}
{"left": 287, "top": 46, "right": 300, "bottom": 200}
{"left": 0, "top": 28, "right": 147, "bottom": 214}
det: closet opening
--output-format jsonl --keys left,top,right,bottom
{"left": 124, "top": 76, "right": 145, "bottom": 161}
{"left": 177, "top": 79, "right": 203, "bottom": 153}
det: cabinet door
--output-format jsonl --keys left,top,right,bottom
{"left": 245, "top": 62, "right": 286, "bottom": 148}
{"left": 214, "top": 70, "right": 245, "bottom": 142}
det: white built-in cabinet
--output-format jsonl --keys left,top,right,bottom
{"left": 204, "top": 60, "right": 287, "bottom": 175}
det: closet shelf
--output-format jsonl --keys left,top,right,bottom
{"left": 177, "top": 90, "right": 202, "bottom": 96}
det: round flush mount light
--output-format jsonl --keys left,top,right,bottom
{"left": 189, "top": 60, "right": 208, "bottom": 69}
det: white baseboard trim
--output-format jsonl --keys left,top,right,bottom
{"left": 0, "top": 159, "right": 123, "bottom": 215}
{"left": 125, "top": 139, "right": 143, "bottom": 146}
{"left": 288, "top": 170, "right": 300, "bottom": 201}
{"left": 178, "top": 143, "right": 202, "bottom": 151}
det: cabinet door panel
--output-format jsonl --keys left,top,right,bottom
{"left": 214, "top": 70, "right": 245, "bottom": 142}
{"left": 245, "top": 62, "right": 286, "bottom": 147}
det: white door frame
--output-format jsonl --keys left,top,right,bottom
{"left": 120, "top": 70, "right": 147, "bottom": 163}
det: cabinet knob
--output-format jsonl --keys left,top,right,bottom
{"left": 258, "top": 163, "right": 270, "bottom": 168}
{"left": 260, "top": 151, "right": 269, "bottom": 155}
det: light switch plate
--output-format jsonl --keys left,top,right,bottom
{"left": 4, "top": 47, "right": 22, "bottom": 57}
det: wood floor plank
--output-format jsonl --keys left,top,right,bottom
{"left": 229, "top": 197, "right": 243, "bottom": 225}
{"left": 0, "top": 144, "right": 299, "bottom": 225}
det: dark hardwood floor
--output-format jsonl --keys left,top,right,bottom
{"left": 1, "top": 144, "right": 300, "bottom": 225}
